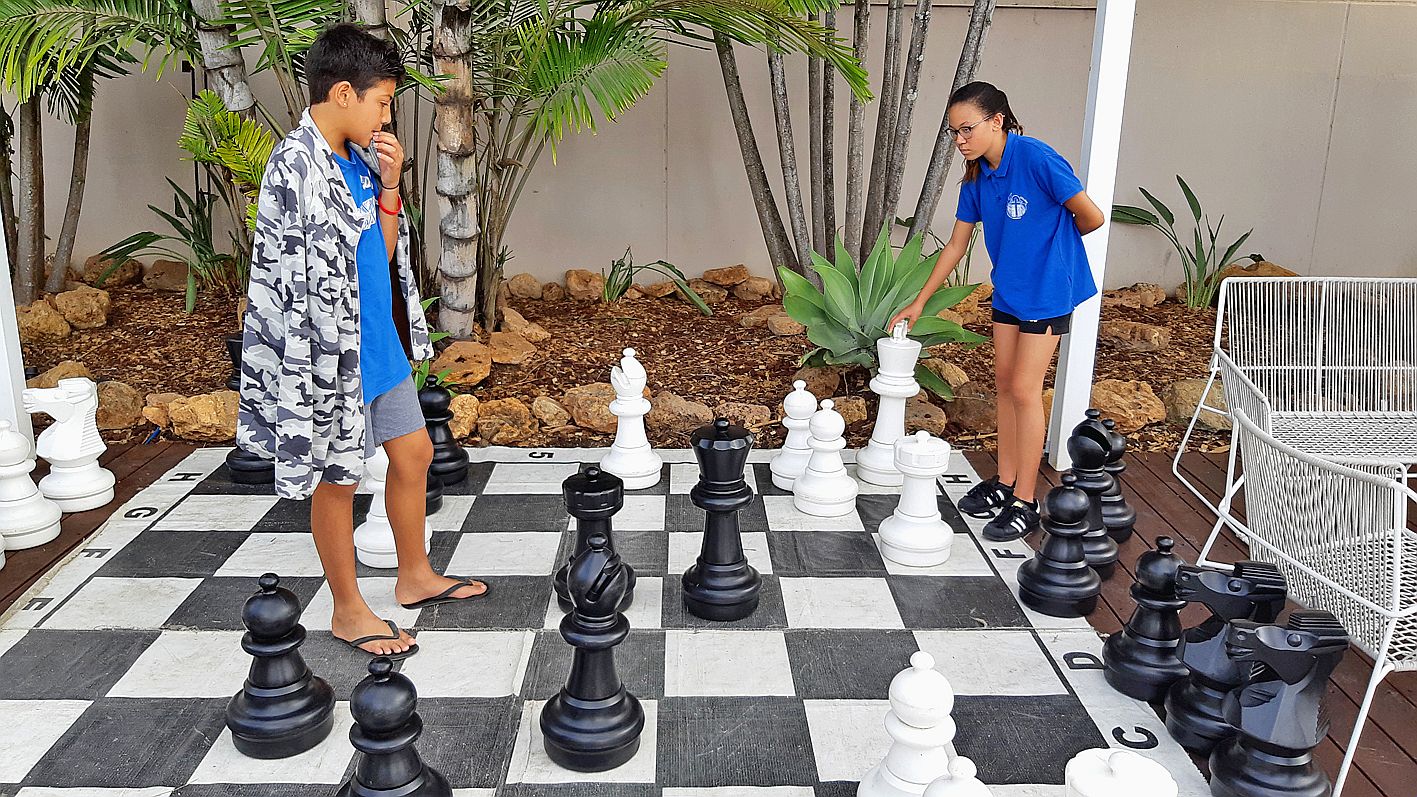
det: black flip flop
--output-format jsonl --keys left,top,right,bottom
{"left": 399, "top": 577, "right": 490, "bottom": 610}
{"left": 335, "top": 618, "right": 419, "bottom": 660}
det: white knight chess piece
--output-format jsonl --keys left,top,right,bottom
{"left": 22, "top": 377, "right": 115, "bottom": 512}
{"left": 858, "top": 651, "right": 957, "bottom": 797}
{"left": 0, "top": 420, "right": 63, "bottom": 551}
{"left": 353, "top": 448, "right": 431, "bottom": 568}
{"left": 600, "top": 347, "right": 662, "bottom": 489}
{"left": 857, "top": 321, "right": 922, "bottom": 487}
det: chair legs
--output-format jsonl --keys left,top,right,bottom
{"left": 1334, "top": 635, "right": 1397, "bottom": 797}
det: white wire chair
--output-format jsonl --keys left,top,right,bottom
{"left": 1208, "top": 408, "right": 1416, "bottom": 796}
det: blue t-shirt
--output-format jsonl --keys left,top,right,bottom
{"left": 956, "top": 133, "right": 1097, "bottom": 320}
{"left": 332, "top": 149, "right": 409, "bottom": 403}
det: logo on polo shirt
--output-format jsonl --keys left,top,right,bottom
{"left": 1006, "top": 194, "right": 1028, "bottom": 220}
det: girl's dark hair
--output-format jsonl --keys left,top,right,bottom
{"left": 305, "top": 23, "right": 406, "bottom": 105}
{"left": 948, "top": 81, "right": 1023, "bottom": 183}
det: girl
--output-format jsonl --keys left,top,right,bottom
{"left": 891, "top": 81, "right": 1105, "bottom": 542}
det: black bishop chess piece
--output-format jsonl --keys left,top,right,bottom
{"left": 1165, "top": 561, "right": 1287, "bottom": 755}
{"left": 1016, "top": 473, "right": 1101, "bottom": 617}
{"left": 556, "top": 465, "right": 636, "bottom": 611}
{"left": 681, "top": 418, "right": 762, "bottom": 621}
{"left": 541, "top": 531, "right": 646, "bottom": 771}
{"left": 336, "top": 657, "right": 453, "bottom": 797}
{"left": 1209, "top": 610, "right": 1349, "bottom": 797}
{"left": 418, "top": 375, "right": 470, "bottom": 487}
{"left": 1102, "top": 537, "right": 1190, "bottom": 702}
{"left": 225, "top": 573, "right": 336, "bottom": 758}
{"left": 1067, "top": 409, "right": 1119, "bottom": 579}
{"left": 1100, "top": 418, "right": 1135, "bottom": 543}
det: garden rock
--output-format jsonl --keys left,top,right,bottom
{"left": 490, "top": 331, "right": 537, "bottom": 364}
{"left": 169, "top": 390, "right": 239, "bottom": 441}
{"left": 923, "top": 359, "right": 970, "bottom": 390}
{"left": 935, "top": 308, "right": 966, "bottom": 326}
{"left": 83, "top": 254, "right": 141, "bottom": 287}
{"left": 477, "top": 398, "right": 537, "bottom": 444}
{"left": 1102, "top": 282, "right": 1166, "bottom": 309}
{"left": 508, "top": 273, "right": 542, "bottom": 299}
{"left": 905, "top": 396, "right": 948, "bottom": 436}
{"left": 449, "top": 394, "right": 480, "bottom": 439}
{"left": 96, "top": 381, "right": 143, "bottom": 429}
{"left": 27, "top": 361, "right": 92, "bottom": 389}
{"left": 143, "top": 259, "right": 189, "bottom": 292}
{"left": 733, "top": 276, "right": 779, "bottom": 302}
{"left": 766, "top": 314, "right": 805, "bottom": 336}
{"left": 712, "top": 401, "right": 771, "bottom": 429}
{"left": 792, "top": 366, "right": 841, "bottom": 399}
{"left": 562, "top": 382, "right": 619, "bottom": 434}
{"left": 949, "top": 381, "right": 998, "bottom": 434}
{"left": 142, "top": 392, "right": 184, "bottom": 430}
{"left": 1163, "top": 378, "right": 1230, "bottom": 431}
{"left": 739, "top": 304, "right": 783, "bottom": 328}
{"left": 543, "top": 282, "right": 565, "bottom": 301}
{"left": 647, "top": 392, "right": 713, "bottom": 436}
{"left": 954, "top": 284, "right": 993, "bottom": 325}
{"left": 501, "top": 307, "right": 550, "bottom": 343}
{"left": 17, "top": 299, "right": 71, "bottom": 341}
{"left": 1100, "top": 319, "right": 1170, "bottom": 352}
{"left": 624, "top": 285, "right": 645, "bottom": 300}
{"left": 642, "top": 281, "right": 677, "bottom": 299}
{"left": 432, "top": 341, "right": 493, "bottom": 387}
{"left": 565, "top": 269, "right": 603, "bottom": 301}
{"left": 683, "top": 279, "right": 728, "bottom": 306}
{"left": 702, "top": 265, "right": 750, "bottom": 286}
{"left": 54, "top": 284, "right": 111, "bottom": 329}
{"left": 1219, "top": 259, "right": 1296, "bottom": 281}
{"left": 832, "top": 395, "right": 869, "bottom": 426}
{"left": 532, "top": 395, "right": 572, "bottom": 427}
{"left": 1091, "top": 379, "right": 1165, "bottom": 433}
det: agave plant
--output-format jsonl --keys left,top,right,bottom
{"left": 778, "top": 227, "right": 987, "bottom": 399}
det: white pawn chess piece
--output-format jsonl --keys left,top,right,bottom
{"left": 1064, "top": 748, "right": 1178, "bottom": 797}
{"left": 770, "top": 380, "right": 816, "bottom": 490}
{"left": 858, "top": 651, "right": 957, "bottom": 797}
{"left": 22, "top": 377, "right": 115, "bottom": 512}
{"left": 599, "top": 347, "right": 662, "bottom": 489}
{"left": 923, "top": 757, "right": 994, "bottom": 797}
{"left": 879, "top": 430, "right": 953, "bottom": 567}
{"left": 353, "top": 448, "right": 432, "bottom": 569}
{"left": 857, "top": 321, "right": 922, "bottom": 487}
{"left": 792, "top": 399, "right": 858, "bottom": 517}
{"left": 0, "top": 420, "right": 62, "bottom": 552}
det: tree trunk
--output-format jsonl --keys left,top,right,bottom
{"left": 15, "top": 101, "right": 44, "bottom": 305}
{"left": 822, "top": 9, "right": 837, "bottom": 246}
{"left": 433, "top": 0, "right": 481, "bottom": 338}
{"left": 1, "top": 109, "right": 17, "bottom": 272}
{"left": 881, "top": 0, "right": 931, "bottom": 228}
{"left": 348, "top": 0, "right": 389, "bottom": 39}
{"left": 46, "top": 76, "right": 93, "bottom": 294}
{"left": 910, "top": 0, "right": 996, "bottom": 241}
{"left": 713, "top": 33, "right": 798, "bottom": 277}
{"left": 768, "top": 50, "right": 813, "bottom": 279}
{"left": 859, "top": 0, "right": 904, "bottom": 261}
{"left": 190, "top": 0, "right": 256, "bottom": 117}
{"left": 808, "top": 26, "right": 825, "bottom": 255}
{"left": 843, "top": 0, "right": 870, "bottom": 261}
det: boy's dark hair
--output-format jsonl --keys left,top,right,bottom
{"left": 305, "top": 23, "right": 406, "bottom": 105}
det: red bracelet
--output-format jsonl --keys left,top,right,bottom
{"left": 378, "top": 193, "right": 401, "bottom": 216}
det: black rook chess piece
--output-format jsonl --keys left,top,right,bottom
{"left": 1100, "top": 418, "right": 1136, "bottom": 543}
{"left": 1102, "top": 537, "right": 1189, "bottom": 702}
{"left": 1067, "top": 410, "right": 1119, "bottom": 579}
{"left": 681, "top": 418, "right": 762, "bottom": 621}
{"left": 225, "top": 573, "right": 336, "bottom": 758}
{"left": 1016, "top": 473, "right": 1102, "bottom": 617}
{"left": 1209, "top": 611, "right": 1349, "bottom": 797}
{"left": 336, "top": 657, "right": 453, "bottom": 797}
{"left": 1164, "top": 561, "right": 1287, "bottom": 754}
{"left": 418, "top": 376, "right": 470, "bottom": 487}
{"left": 556, "top": 465, "right": 636, "bottom": 611}
{"left": 541, "top": 532, "right": 645, "bottom": 771}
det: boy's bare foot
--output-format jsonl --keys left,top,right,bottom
{"left": 332, "top": 610, "right": 416, "bottom": 656}
{"left": 395, "top": 573, "right": 488, "bottom": 607}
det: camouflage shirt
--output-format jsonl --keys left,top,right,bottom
{"left": 236, "top": 110, "right": 433, "bottom": 500}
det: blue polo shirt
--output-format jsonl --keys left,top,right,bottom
{"left": 956, "top": 133, "right": 1097, "bottom": 321}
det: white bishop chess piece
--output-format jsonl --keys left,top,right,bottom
{"left": 857, "top": 321, "right": 922, "bottom": 487}
{"left": 22, "top": 377, "right": 115, "bottom": 511}
{"left": 924, "top": 757, "right": 993, "bottom": 797}
{"left": 353, "top": 448, "right": 431, "bottom": 568}
{"left": 1064, "top": 748, "right": 1178, "bottom": 797}
{"left": 858, "top": 651, "right": 957, "bottom": 797}
{"left": 599, "top": 347, "right": 662, "bottom": 489}
{"left": 792, "top": 399, "right": 858, "bottom": 517}
{"left": 770, "top": 380, "right": 816, "bottom": 490}
{"left": 0, "top": 420, "right": 62, "bottom": 553}
{"left": 879, "top": 430, "right": 953, "bottom": 567}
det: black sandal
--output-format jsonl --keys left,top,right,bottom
{"left": 335, "top": 618, "right": 419, "bottom": 660}
{"left": 399, "top": 577, "right": 490, "bottom": 609}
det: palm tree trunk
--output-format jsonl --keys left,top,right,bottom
{"left": 433, "top": 0, "right": 481, "bottom": 338}
{"left": 15, "top": 100, "right": 44, "bottom": 305}
{"left": 822, "top": 9, "right": 837, "bottom": 245}
{"left": 46, "top": 76, "right": 93, "bottom": 294}
{"left": 1, "top": 108, "right": 17, "bottom": 272}
{"left": 880, "top": 0, "right": 931, "bottom": 227}
{"left": 768, "top": 51, "right": 813, "bottom": 280}
{"left": 843, "top": 0, "right": 870, "bottom": 260}
{"left": 191, "top": 0, "right": 256, "bottom": 117}
{"left": 808, "top": 27, "right": 824, "bottom": 255}
{"left": 859, "top": 0, "right": 904, "bottom": 261}
{"left": 910, "top": 0, "right": 996, "bottom": 240}
{"left": 348, "top": 0, "right": 389, "bottom": 39}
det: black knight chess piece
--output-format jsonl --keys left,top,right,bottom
{"left": 418, "top": 376, "right": 470, "bottom": 487}
{"left": 1209, "top": 610, "right": 1349, "bottom": 797}
{"left": 1100, "top": 418, "right": 1136, "bottom": 543}
{"left": 1016, "top": 473, "right": 1101, "bottom": 617}
{"left": 681, "top": 418, "right": 762, "bottom": 621}
{"left": 1165, "top": 561, "right": 1287, "bottom": 755}
{"left": 1067, "top": 409, "right": 1119, "bottom": 579}
{"left": 336, "top": 657, "right": 453, "bottom": 797}
{"left": 1103, "top": 537, "right": 1190, "bottom": 702}
{"left": 225, "top": 573, "right": 336, "bottom": 758}
{"left": 541, "top": 532, "right": 646, "bottom": 771}
{"left": 556, "top": 465, "right": 636, "bottom": 611}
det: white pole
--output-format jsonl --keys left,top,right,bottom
{"left": 0, "top": 225, "right": 32, "bottom": 443}
{"left": 1047, "top": 0, "right": 1136, "bottom": 470}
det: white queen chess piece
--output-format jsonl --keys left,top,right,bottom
{"left": 879, "top": 430, "right": 953, "bottom": 567}
{"left": 770, "top": 380, "right": 816, "bottom": 490}
{"left": 858, "top": 651, "right": 957, "bottom": 797}
{"left": 856, "top": 321, "right": 922, "bottom": 487}
{"left": 0, "top": 419, "right": 63, "bottom": 551}
{"left": 353, "top": 448, "right": 432, "bottom": 569}
{"left": 1064, "top": 748, "right": 1178, "bottom": 797}
{"left": 599, "top": 347, "right": 662, "bottom": 490}
{"left": 22, "top": 377, "right": 115, "bottom": 512}
{"left": 792, "top": 399, "right": 858, "bottom": 517}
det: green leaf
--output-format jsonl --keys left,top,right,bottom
{"left": 920, "top": 284, "right": 978, "bottom": 316}
{"left": 1218, "top": 230, "right": 1254, "bottom": 270}
{"left": 184, "top": 270, "right": 197, "bottom": 314}
{"left": 777, "top": 266, "right": 826, "bottom": 311}
{"left": 1111, "top": 205, "right": 1158, "bottom": 225}
{"left": 814, "top": 255, "right": 860, "bottom": 329}
{"left": 1137, "top": 187, "right": 1175, "bottom": 226}
{"left": 823, "top": 348, "right": 876, "bottom": 369}
{"left": 1177, "top": 175, "right": 1203, "bottom": 222}
{"left": 915, "top": 363, "right": 953, "bottom": 400}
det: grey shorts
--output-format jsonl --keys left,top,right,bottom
{"left": 363, "top": 375, "right": 425, "bottom": 458}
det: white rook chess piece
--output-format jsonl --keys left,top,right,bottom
{"left": 353, "top": 448, "right": 431, "bottom": 569}
{"left": 879, "top": 430, "right": 953, "bottom": 567}
{"left": 792, "top": 399, "right": 858, "bottom": 517}
{"left": 0, "top": 420, "right": 62, "bottom": 552}
{"left": 859, "top": 651, "right": 956, "bottom": 797}
{"left": 22, "top": 377, "right": 115, "bottom": 512}
{"left": 1064, "top": 748, "right": 1178, "bottom": 797}
{"left": 600, "top": 347, "right": 662, "bottom": 489}
{"left": 770, "top": 380, "right": 816, "bottom": 490}
{"left": 857, "top": 321, "right": 922, "bottom": 487}
{"left": 924, "top": 757, "right": 994, "bottom": 797}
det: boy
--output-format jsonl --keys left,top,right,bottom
{"left": 237, "top": 24, "right": 486, "bottom": 660}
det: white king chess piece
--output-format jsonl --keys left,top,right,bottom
{"left": 792, "top": 399, "right": 858, "bottom": 517}
{"left": 1064, "top": 749, "right": 1177, "bottom": 797}
{"left": 858, "top": 651, "right": 957, "bottom": 797}
{"left": 600, "top": 347, "right": 662, "bottom": 489}
{"left": 770, "top": 380, "right": 816, "bottom": 490}
{"left": 879, "top": 430, "right": 954, "bottom": 567}
{"left": 857, "top": 320, "right": 922, "bottom": 486}
{"left": 22, "top": 377, "right": 115, "bottom": 512}
{"left": 0, "top": 420, "right": 63, "bottom": 551}
{"left": 353, "top": 448, "right": 431, "bottom": 568}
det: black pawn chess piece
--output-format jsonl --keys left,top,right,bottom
{"left": 1067, "top": 409, "right": 1119, "bottom": 579}
{"left": 556, "top": 465, "right": 636, "bottom": 611}
{"left": 1016, "top": 473, "right": 1101, "bottom": 617}
{"left": 418, "top": 376, "right": 470, "bottom": 487}
{"left": 337, "top": 657, "right": 452, "bottom": 797}
{"left": 681, "top": 418, "right": 762, "bottom": 621}
{"left": 1165, "top": 561, "right": 1287, "bottom": 754}
{"left": 225, "top": 573, "right": 336, "bottom": 758}
{"left": 1102, "top": 537, "right": 1190, "bottom": 702}
{"left": 425, "top": 470, "right": 443, "bottom": 516}
{"left": 1209, "top": 611, "right": 1349, "bottom": 797}
{"left": 1100, "top": 418, "right": 1136, "bottom": 543}
{"left": 541, "top": 532, "right": 645, "bottom": 771}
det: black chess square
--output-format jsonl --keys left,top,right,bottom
{"left": 951, "top": 694, "right": 1106, "bottom": 783}
{"left": 174, "top": 786, "right": 341, "bottom": 797}
{"left": 784, "top": 629, "right": 922, "bottom": 700}
{"left": 500, "top": 786, "right": 662, "bottom": 797}
{"left": 440, "top": 460, "right": 494, "bottom": 495}
{"left": 416, "top": 575, "right": 555, "bottom": 630}
{"left": 660, "top": 574, "right": 789, "bottom": 630}
{"left": 886, "top": 575, "right": 1028, "bottom": 629}
{"left": 95, "top": 531, "right": 250, "bottom": 579}
{"left": 656, "top": 696, "right": 818, "bottom": 787}
{"left": 460, "top": 494, "right": 570, "bottom": 533}
{"left": 520, "top": 629, "right": 666, "bottom": 701}
{"left": 555, "top": 530, "right": 670, "bottom": 578}
{"left": 0, "top": 629, "right": 159, "bottom": 699}
{"left": 164, "top": 576, "right": 325, "bottom": 631}
{"left": 187, "top": 463, "right": 279, "bottom": 496}
{"left": 414, "top": 696, "right": 523, "bottom": 788}
{"left": 664, "top": 494, "right": 769, "bottom": 533}
{"left": 752, "top": 463, "right": 791, "bottom": 496}
{"left": 252, "top": 496, "right": 372, "bottom": 532}
{"left": 766, "top": 531, "right": 889, "bottom": 576}
{"left": 855, "top": 494, "right": 970, "bottom": 536}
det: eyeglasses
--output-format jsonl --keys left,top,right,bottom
{"left": 946, "top": 114, "right": 999, "bottom": 141}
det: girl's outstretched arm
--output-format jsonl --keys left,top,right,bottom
{"left": 888, "top": 218, "right": 979, "bottom": 330}
{"left": 1065, "top": 190, "right": 1106, "bottom": 235}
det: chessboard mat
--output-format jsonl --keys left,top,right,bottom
{"left": 0, "top": 446, "right": 1209, "bottom": 796}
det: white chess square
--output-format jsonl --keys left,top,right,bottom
{"left": 215, "top": 532, "right": 325, "bottom": 577}
{"left": 670, "top": 464, "right": 759, "bottom": 494}
{"left": 664, "top": 790, "right": 815, "bottom": 797}
{"left": 762, "top": 496, "right": 864, "bottom": 532}
{"left": 569, "top": 495, "right": 666, "bottom": 532}
{"left": 911, "top": 630, "right": 1067, "bottom": 696}
{"left": 872, "top": 534, "right": 993, "bottom": 576}
{"left": 429, "top": 495, "right": 478, "bottom": 531}
{"left": 400, "top": 631, "right": 532, "bottom": 697}
{"left": 543, "top": 577, "right": 662, "bottom": 631}
{"left": 446, "top": 532, "right": 562, "bottom": 576}
{"left": 151, "top": 494, "right": 279, "bottom": 531}
{"left": 15, "top": 789, "right": 174, "bottom": 796}
{"left": 43, "top": 577, "right": 202, "bottom": 630}
{"left": 187, "top": 702, "right": 356, "bottom": 783}
{"left": 0, "top": 629, "right": 28, "bottom": 658}
{"left": 505, "top": 699, "right": 658, "bottom": 783}
{"left": 802, "top": 699, "right": 891, "bottom": 781}
{"left": 107, "top": 630, "right": 249, "bottom": 698}
{"left": 0, "top": 700, "right": 92, "bottom": 782}
{"left": 664, "top": 630, "right": 795, "bottom": 696}
{"left": 845, "top": 465, "right": 906, "bottom": 495}
{"left": 482, "top": 463, "right": 583, "bottom": 494}
{"left": 668, "top": 532, "right": 773, "bottom": 575}
{"left": 303, "top": 578, "right": 421, "bottom": 632}
{"left": 780, "top": 577, "right": 904, "bottom": 629}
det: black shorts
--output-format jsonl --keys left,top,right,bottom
{"left": 992, "top": 307, "right": 1072, "bottom": 335}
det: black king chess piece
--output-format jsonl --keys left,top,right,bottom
{"left": 1165, "top": 561, "right": 1287, "bottom": 754}
{"left": 1102, "top": 537, "right": 1189, "bottom": 702}
{"left": 418, "top": 375, "right": 470, "bottom": 487}
{"left": 225, "top": 573, "right": 336, "bottom": 758}
{"left": 1016, "top": 473, "right": 1101, "bottom": 617}
{"left": 1067, "top": 409, "right": 1119, "bottom": 579}
{"left": 681, "top": 418, "right": 762, "bottom": 621}
{"left": 336, "top": 657, "right": 453, "bottom": 797}
{"left": 1100, "top": 418, "right": 1136, "bottom": 543}
{"left": 223, "top": 334, "right": 275, "bottom": 484}
{"left": 556, "top": 465, "right": 636, "bottom": 611}
{"left": 541, "top": 532, "right": 646, "bottom": 771}
{"left": 1209, "top": 610, "right": 1349, "bottom": 797}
